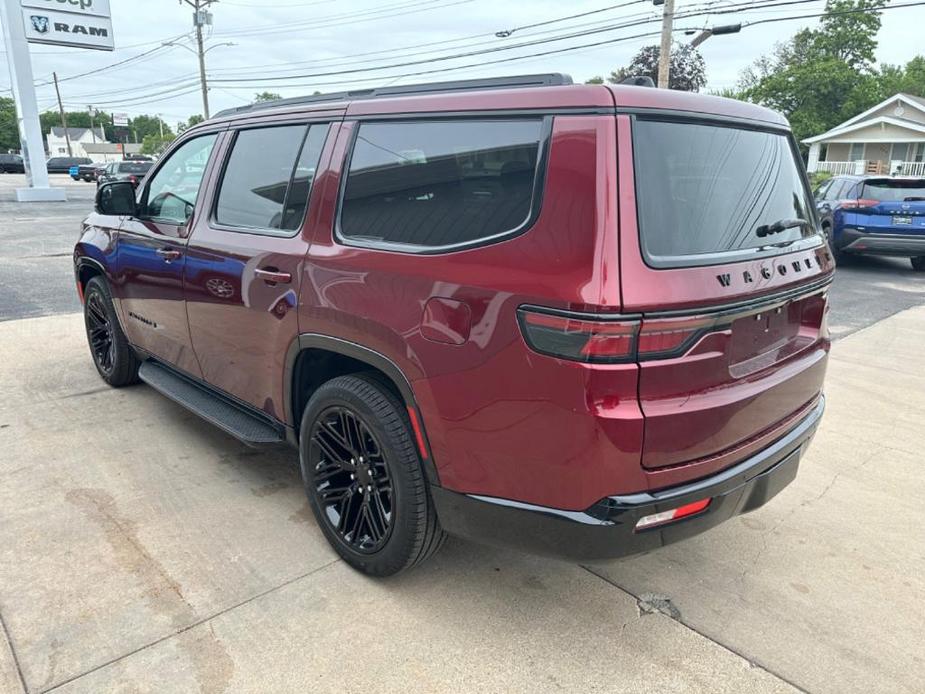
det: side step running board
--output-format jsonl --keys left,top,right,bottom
{"left": 138, "top": 361, "right": 286, "bottom": 447}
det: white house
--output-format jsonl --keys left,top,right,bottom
{"left": 803, "top": 93, "right": 925, "bottom": 176}
{"left": 45, "top": 126, "right": 107, "bottom": 159}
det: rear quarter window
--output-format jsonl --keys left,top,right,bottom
{"left": 339, "top": 118, "right": 546, "bottom": 251}
{"left": 633, "top": 118, "right": 818, "bottom": 267}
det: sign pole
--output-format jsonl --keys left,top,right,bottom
{"left": 0, "top": 0, "right": 66, "bottom": 201}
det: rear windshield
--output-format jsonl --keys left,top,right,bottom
{"left": 117, "top": 162, "right": 151, "bottom": 174}
{"left": 861, "top": 179, "right": 925, "bottom": 201}
{"left": 633, "top": 119, "right": 817, "bottom": 266}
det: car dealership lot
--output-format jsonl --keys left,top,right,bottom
{"left": 1, "top": 179, "right": 924, "bottom": 693}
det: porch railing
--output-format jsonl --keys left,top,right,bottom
{"left": 811, "top": 160, "right": 925, "bottom": 176}
{"left": 895, "top": 161, "right": 925, "bottom": 176}
{"left": 814, "top": 161, "right": 857, "bottom": 175}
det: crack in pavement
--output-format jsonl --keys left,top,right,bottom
{"left": 582, "top": 566, "right": 810, "bottom": 694}
{"left": 40, "top": 558, "right": 342, "bottom": 693}
{"left": 0, "top": 607, "right": 28, "bottom": 694}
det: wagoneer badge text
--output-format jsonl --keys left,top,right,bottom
{"left": 716, "top": 249, "right": 832, "bottom": 288}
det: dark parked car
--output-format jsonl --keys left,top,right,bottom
{"left": 96, "top": 160, "right": 153, "bottom": 187}
{"left": 47, "top": 156, "right": 91, "bottom": 174}
{"left": 74, "top": 74, "right": 832, "bottom": 576}
{"left": 815, "top": 174, "right": 925, "bottom": 270}
{"left": 0, "top": 153, "right": 25, "bottom": 173}
{"left": 70, "top": 162, "right": 105, "bottom": 182}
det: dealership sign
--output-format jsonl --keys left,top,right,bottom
{"left": 20, "top": 0, "right": 114, "bottom": 51}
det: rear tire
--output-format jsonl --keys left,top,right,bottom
{"left": 912, "top": 256, "right": 925, "bottom": 272}
{"left": 298, "top": 374, "right": 445, "bottom": 576}
{"left": 83, "top": 276, "right": 140, "bottom": 387}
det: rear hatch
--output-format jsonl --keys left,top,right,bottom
{"left": 845, "top": 177, "right": 925, "bottom": 234}
{"left": 617, "top": 114, "right": 833, "bottom": 473}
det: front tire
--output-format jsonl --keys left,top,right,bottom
{"left": 299, "top": 374, "right": 445, "bottom": 576}
{"left": 823, "top": 224, "right": 844, "bottom": 263}
{"left": 912, "top": 256, "right": 925, "bottom": 272}
{"left": 83, "top": 276, "right": 140, "bottom": 386}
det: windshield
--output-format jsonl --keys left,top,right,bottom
{"left": 633, "top": 119, "right": 817, "bottom": 266}
{"left": 862, "top": 179, "right": 925, "bottom": 201}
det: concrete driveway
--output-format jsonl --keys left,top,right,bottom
{"left": 0, "top": 306, "right": 923, "bottom": 693}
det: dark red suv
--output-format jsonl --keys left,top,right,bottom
{"left": 75, "top": 74, "right": 832, "bottom": 576}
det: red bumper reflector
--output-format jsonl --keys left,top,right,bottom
{"left": 635, "top": 497, "right": 711, "bottom": 531}
{"left": 76, "top": 281, "right": 85, "bottom": 304}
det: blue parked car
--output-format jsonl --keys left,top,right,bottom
{"left": 814, "top": 175, "right": 925, "bottom": 271}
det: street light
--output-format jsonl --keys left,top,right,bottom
{"left": 689, "top": 23, "right": 742, "bottom": 48}
{"left": 161, "top": 38, "right": 235, "bottom": 119}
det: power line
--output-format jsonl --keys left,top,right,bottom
{"left": 207, "top": 0, "right": 824, "bottom": 85}
{"left": 213, "top": 0, "right": 470, "bottom": 38}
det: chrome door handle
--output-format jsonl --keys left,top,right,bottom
{"left": 156, "top": 248, "right": 182, "bottom": 262}
{"left": 254, "top": 268, "right": 291, "bottom": 284}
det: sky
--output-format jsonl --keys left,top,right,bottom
{"left": 1, "top": 0, "right": 923, "bottom": 132}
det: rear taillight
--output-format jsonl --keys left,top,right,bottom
{"left": 128, "top": 175, "right": 138, "bottom": 185}
{"left": 517, "top": 309, "right": 639, "bottom": 363}
{"left": 635, "top": 315, "right": 718, "bottom": 359}
{"left": 840, "top": 198, "right": 879, "bottom": 209}
{"left": 635, "top": 498, "right": 711, "bottom": 531}
{"left": 518, "top": 307, "right": 718, "bottom": 363}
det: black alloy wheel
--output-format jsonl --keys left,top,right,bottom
{"left": 85, "top": 290, "right": 115, "bottom": 374}
{"left": 299, "top": 374, "right": 445, "bottom": 576}
{"left": 82, "top": 276, "right": 140, "bottom": 387}
{"left": 308, "top": 406, "right": 394, "bottom": 553}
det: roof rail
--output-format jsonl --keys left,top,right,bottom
{"left": 212, "top": 73, "right": 574, "bottom": 119}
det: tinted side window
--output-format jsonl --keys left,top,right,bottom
{"left": 216, "top": 124, "right": 327, "bottom": 232}
{"left": 340, "top": 119, "right": 544, "bottom": 249}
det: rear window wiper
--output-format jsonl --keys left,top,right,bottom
{"left": 755, "top": 218, "right": 808, "bottom": 238}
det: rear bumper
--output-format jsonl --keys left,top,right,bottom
{"left": 841, "top": 229, "right": 925, "bottom": 256}
{"left": 432, "top": 396, "right": 824, "bottom": 563}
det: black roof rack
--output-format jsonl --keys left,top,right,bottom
{"left": 212, "top": 73, "right": 573, "bottom": 119}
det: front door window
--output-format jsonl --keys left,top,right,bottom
{"left": 142, "top": 134, "right": 217, "bottom": 225}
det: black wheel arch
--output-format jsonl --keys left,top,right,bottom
{"left": 285, "top": 334, "right": 439, "bottom": 484}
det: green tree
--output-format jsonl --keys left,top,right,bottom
{"left": 585, "top": 76, "right": 605, "bottom": 85}
{"left": 0, "top": 97, "right": 20, "bottom": 152}
{"left": 141, "top": 133, "right": 173, "bottom": 155}
{"left": 254, "top": 91, "right": 282, "bottom": 102}
{"left": 609, "top": 43, "right": 706, "bottom": 92}
{"left": 38, "top": 109, "right": 112, "bottom": 138}
{"left": 128, "top": 114, "right": 174, "bottom": 142}
{"left": 737, "top": 0, "right": 888, "bottom": 146}
{"left": 177, "top": 114, "right": 205, "bottom": 134}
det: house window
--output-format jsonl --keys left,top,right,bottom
{"left": 914, "top": 143, "right": 925, "bottom": 163}
{"left": 849, "top": 143, "right": 864, "bottom": 161}
{"left": 891, "top": 143, "right": 909, "bottom": 161}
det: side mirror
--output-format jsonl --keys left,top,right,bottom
{"left": 96, "top": 181, "right": 137, "bottom": 216}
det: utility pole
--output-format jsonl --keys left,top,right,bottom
{"left": 656, "top": 0, "right": 675, "bottom": 89}
{"left": 157, "top": 115, "right": 165, "bottom": 138}
{"left": 52, "top": 72, "right": 73, "bottom": 157}
{"left": 182, "top": 0, "right": 216, "bottom": 119}
{"left": 88, "top": 106, "right": 99, "bottom": 143}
